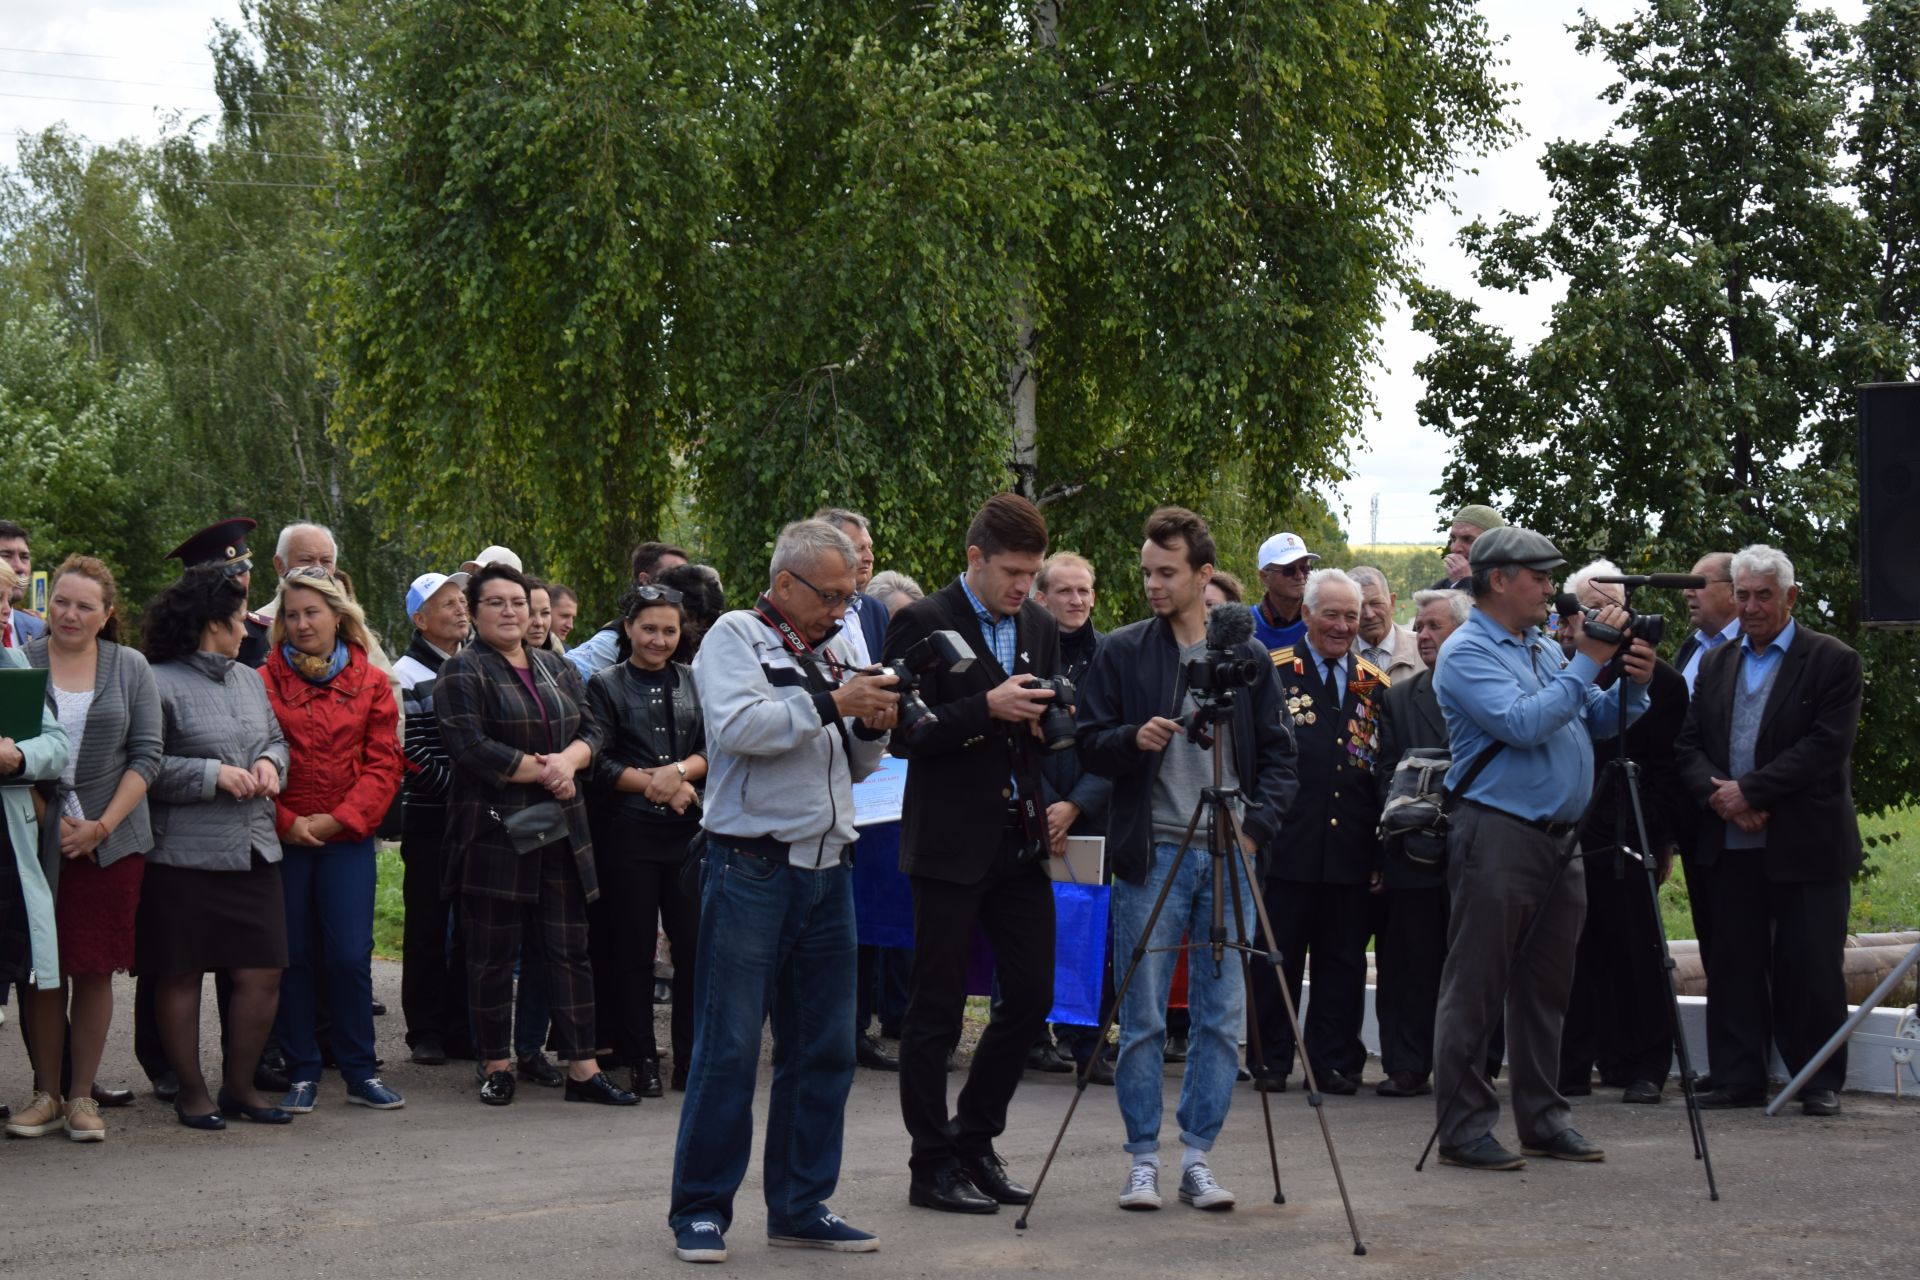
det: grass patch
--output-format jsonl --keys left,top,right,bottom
{"left": 1659, "top": 806, "right": 1920, "bottom": 940}
{"left": 374, "top": 845, "right": 405, "bottom": 960}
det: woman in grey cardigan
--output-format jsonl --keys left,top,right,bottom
{"left": 16, "top": 557, "right": 161, "bottom": 1143}
{"left": 136, "top": 567, "right": 292, "bottom": 1131}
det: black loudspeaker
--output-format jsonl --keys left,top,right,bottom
{"left": 1860, "top": 381, "right": 1920, "bottom": 626}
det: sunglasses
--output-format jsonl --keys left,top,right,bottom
{"left": 1266, "top": 561, "right": 1313, "bottom": 578}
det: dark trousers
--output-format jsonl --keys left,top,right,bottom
{"left": 1249, "top": 878, "right": 1371, "bottom": 1076}
{"left": 1704, "top": 855, "right": 1850, "bottom": 1092}
{"left": 856, "top": 945, "right": 912, "bottom": 1038}
{"left": 1682, "top": 854, "right": 1716, "bottom": 978}
{"left": 1562, "top": 849, "right": 1675, "bottom": 1088}
{"left": 461, "top": 844, "right": 595, "bottom": 1061}
{"left": 1433, "top": 806, "right": 1585, "bottom": 1148}
{"left": 1375, "top": 884, "right": 1449, "bottom": 1080}
{"left": 399, "top": 838, "right": 469, "bottom": 1053}
{"left": 898, "top": 836, "right": 1055, "bottom": 1176}
{"left": 589, "top": 853, "right": 698, "bottom": 1068}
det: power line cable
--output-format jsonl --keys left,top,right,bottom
{"left": 0, "top": 66, "right": 332, "bottom": 102}
{"left": 0, "top": 89, "right": 328, "bottom": 120}
{"left": 0, "top": 44, "right": 214, "bottom": 69}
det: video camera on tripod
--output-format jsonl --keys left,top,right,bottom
{"left": 1181, "top": 602, "right": 1266, "bottom": 747}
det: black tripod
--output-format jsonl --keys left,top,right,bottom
{"left": 1015, "top": 703, "right": 1366, "bottom": 1255}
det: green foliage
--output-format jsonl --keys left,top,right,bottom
{"left": 0, "top": 306, "right": 195, "bottom": 616}
{"left": 1347, "top": 544, "right": 1447, "bottom": 620}
{"left": 1416, "top": 0, "right": 1920, "bottom": 819}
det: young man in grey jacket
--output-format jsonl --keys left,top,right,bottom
{"left": 667, "top": 519, "right": 899, "bottom": 1264}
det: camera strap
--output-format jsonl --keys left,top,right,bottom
{"left": 754, "top": 595, "right": 856, "bottom": 761}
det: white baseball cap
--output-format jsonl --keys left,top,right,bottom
{"left": 1257, "top": 532, "right": 1319, "bottom": 569}
{"left": 460, "top": 545, "right": 523, "bottom": 575}
{"left": 406, "top": 571, "right": 470, "bottom": 617}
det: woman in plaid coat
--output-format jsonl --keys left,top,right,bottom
{"left": 436, "top": 563, "right": 632, "bottom": 1108}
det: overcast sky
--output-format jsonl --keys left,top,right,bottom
{"left": 0, "top": 2, "right": 1868, "bottom": 548}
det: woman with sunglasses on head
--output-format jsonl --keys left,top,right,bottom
{"left": 12, "top": 558, "right": 160, "bottom": 1143}
{"left": 261, "top": 567, "right": 405, "bottom": 1114}
{"left": 436, "top": 563, "right": 632, "bottom": 1107}
{"left": 135, "top": 567, "right": 289, "bottom": 1130}
{"left": 585, "top": 584, "right": 706, "bottom": 1096}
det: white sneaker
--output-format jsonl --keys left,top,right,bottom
{"left": 1178, "top": 1161, "right": 1236, "bottom": 1211}
{"left": 1118, "top": 1161, "right": 1162, "bottom": 1211}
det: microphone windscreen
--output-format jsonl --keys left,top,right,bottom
{"left": 1644, "top": 573, "right": 1709, "bottom": 589}
{"left": 1205, "top": 601, "right": 1256, "bottom": 649}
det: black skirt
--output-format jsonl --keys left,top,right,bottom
{"left": 136, "top": 851, "right": 288, "bottom": 976}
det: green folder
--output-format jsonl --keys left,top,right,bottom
{"left": 0, "top": 665, "right": 50, "bottom": 749}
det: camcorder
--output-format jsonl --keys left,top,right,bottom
{"left": 1182, "top": 603, "right": 1264, "bottom": 747}
{"left": 1553, "top": 593, "right": 1667, "bottom": 650}
{"left": 868, "top": 629, "right": 975, "bottom": 735}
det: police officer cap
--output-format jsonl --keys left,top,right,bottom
{"left": 165, "top": 517, "right": 257, "bottom": 579}
{"left": 1467, "top": 525, "right": 1565, "bottom": 572}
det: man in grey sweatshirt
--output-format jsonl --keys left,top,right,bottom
{"left": 667, "top": 519, "right": 900, "bottom": 1264}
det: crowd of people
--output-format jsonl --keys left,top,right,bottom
{"left": 0, "top": 498, "right": 1864, "bottom": 1267}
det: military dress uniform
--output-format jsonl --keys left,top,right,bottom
{"left": 1247, "top": 644, "right": 1387, "bottom": 1090}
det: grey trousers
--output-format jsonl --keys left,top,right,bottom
{"left": 1433, "top": 803, "right": 1586, "bottom": 1148}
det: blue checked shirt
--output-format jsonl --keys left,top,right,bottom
{"left": 958, "top": 573, "right": 1021, "bottom": 797}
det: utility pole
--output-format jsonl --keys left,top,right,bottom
{"left": 1369, "top": 493, "right": 1379, "bottom": 546}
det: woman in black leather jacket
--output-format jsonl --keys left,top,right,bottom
{"left": 584, "top": 584, "right": 707, "bottom": 1096}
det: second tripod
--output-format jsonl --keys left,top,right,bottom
{"left": 1014, "top": 714, "right": 1366, "bottom": 1254}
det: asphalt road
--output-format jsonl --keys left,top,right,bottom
{"left": 4, "top": 962, "right": 1917, "bottom": 1278}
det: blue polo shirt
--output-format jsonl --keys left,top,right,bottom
{"left": 1432, "top": 608, "right": 1650, "bottom": 823}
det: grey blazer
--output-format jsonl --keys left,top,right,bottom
{"left": 149, "top": 651, "right": 290, "bottom": 871}
{"left": 24, "top": 638, "right": 163, "bottom": 867}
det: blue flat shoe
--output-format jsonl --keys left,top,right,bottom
{"left": 175, "top": 1105, "right": 226, "bottom": 1131}
{"left": 217, "top": 1089, "right": 293, "bottom": 1125}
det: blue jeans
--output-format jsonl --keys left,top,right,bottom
{"left": 275, "top": 840, "right": 378, "bottom": 1085}
{"left": 1110, "top": 841, "right": 1249, "bottom": 1154}
{"left": 669, "top": 841, "right": 856, "bottom": 1235}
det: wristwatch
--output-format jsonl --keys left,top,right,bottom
{"left": 673, "top": 760, "right": 688, "bottom": 781}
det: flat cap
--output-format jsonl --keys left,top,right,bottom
{"left": 1467, "top": 525, "right": 1565, "bottom": 572}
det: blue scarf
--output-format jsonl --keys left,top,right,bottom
{"left": 284, "top": 639, "right": 349, "bottom": 685}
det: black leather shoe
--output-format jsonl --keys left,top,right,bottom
{"left": 958, "top": 1150, "right": 1031, "bottom": 1205}
{"left": 175, "top": 1104, "right": 226, "bottom": 1132}
{"left": 518, "top": 1052, "right": 564, "bottom": 1088}
{"left": 857, "top": 1033, "right": 901, "bottom": 1072}
{"left": 1621, "top": 1079, "right": 1664, "bottom": 1105}
{"left": 1438, "top": 1134, "right": 1526, "bottom": 1171}
{"left": 1310, "top": 1066, "right": 1357, "bottom": 1096}
{"left": 564, "top": 1071, "right": 638, "bottom": 1106}
{"left": 1163, "top": 1034, "right": 1189, "bottom": 1063}
{"left": 151, "top": 1071, "right": 181, "bottom": 1103}
{"left": 254, "top": 1054, "right": 290, "bottom": 1095}
{"left": 90, "top": 1082, "right": 136, "bottom": 1108}
{"left": 216, "top": 1088, "right": 293, "bottom": 1125}
{"left": 1522, "top": 1127, "right": 1605, "bottom": 1162}
{"left": 1561, "top": 1076, "right": 1593, "bottom": 1097}
{"left": 634, "top": 1059, "right": 665, "bottom": 1099}
{"left": 1251, "top": 1069, "right": 1288, "bottom": 1093}
{"left": 1376, "top": 1071, "right": 1431, "bottom": 1098}
{"left": 1800, "top": 1088, "right": 1841, "bottom": 1116}
{"left": 370, "top": 1000, "right": 387, "bottom": 1017}
{"left": 1025, "top": 1042, "right": 1073, "bottom": 1074}
{"left": 1083, "top": 1054, "right": 1116, "bottom": 1086}
{"left": 908, "top": 1168, "right": 999, "bottom": 1215}
{"left": 478, "top": 1069, "right": 515, "bottom": 1106}
{"left": 1696, "top": 1084, "right": 1768, "bottom": 1109}
{"left": 410, "top": 1039, "right": 448, "bottom": 1066}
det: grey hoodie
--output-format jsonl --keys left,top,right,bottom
{"left": 693, "top": 605, "right": 888, "bottom": 868}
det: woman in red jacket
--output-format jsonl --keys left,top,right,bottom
{"left": 262, "top": 567, "right": 405, "bottom": 1114}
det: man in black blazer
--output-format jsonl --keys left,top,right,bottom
{"left": 1249, "top": 568, "right": 1386, "bottom": 1095}
{"left": 1676, "top": 544, "right": 1863, "bottom": 1117}
{"left": 884, "top": 494, "right": 1062, "bottom": 1215}
{"left": 1370, "top": 587, "right": 1471, "bottom": 1097}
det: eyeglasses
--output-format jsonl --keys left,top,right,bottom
{"left": 478, "top": 596, "right": 528, "bottom": 612}
{"left": 785, "top": 568, "right": 852, "bottom": 608}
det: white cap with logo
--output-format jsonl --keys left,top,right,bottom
{"left": 406, "top": 571, "right": 470, "bottom": 617}
{"left": 1256, "top": 532, "right": 1319, "bottom": 570}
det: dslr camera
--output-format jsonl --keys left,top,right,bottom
{"left": 869, "top": 629, "right": 975, "bottom": 735}
{"left": 1019, "top": 675, "right": 1079, "bottom": 754}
